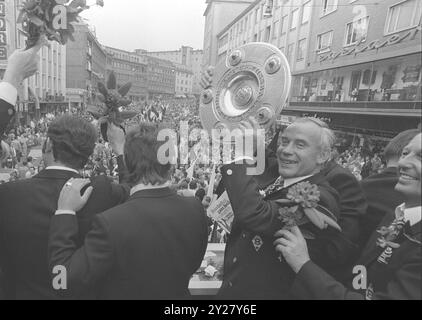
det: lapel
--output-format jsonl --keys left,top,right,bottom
{"left": 359, "top": 212, "right": 421, "bottom": 267}
{"left": 265, "top": 172, "right": 326, "bottom": 201}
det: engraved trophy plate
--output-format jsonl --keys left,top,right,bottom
{"left": 200, "top": 42, "right": 291, "bottom": 136}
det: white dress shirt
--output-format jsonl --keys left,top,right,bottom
{"left": 0, "top": 82, "right": 18, "bottom": 106}
{"left": 396, "top": 204, "right": 422, "bottom": 227}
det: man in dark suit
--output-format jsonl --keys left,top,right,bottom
{"left": 217, "top": 118, "right": 358, "bottom": 299}
{"left": 360, "top": 129, "right": 420, "bottom": 247}
{"left": 275, "top": 133, "right": 421, "bottom": 300}
{"left": 0, "top": 115, "right": 129, "bottom": 300}
{"left": 48, "top": 123, "right": 208, "bottom": 300}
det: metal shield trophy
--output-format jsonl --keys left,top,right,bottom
{"left": 200, "top": 42, "right": 291, "bottom": 136}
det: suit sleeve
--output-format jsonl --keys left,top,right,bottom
{"left": 327, "top": 169, "right": 367, "bottom": 245}
{"left": 292, "top": 251, "right": 422, "bottom": 300}
{"left": 48, "top": 214, "right": 114, "bottom": 298}
{"left": 222, "top": 163, "right": 283, "bottom": 237}
{"left": 0, "top": 99, "right": 15, "bottom": 137}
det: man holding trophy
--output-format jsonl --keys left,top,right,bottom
{"left": 201, "top": 43, "right": 357, "bottom": 299}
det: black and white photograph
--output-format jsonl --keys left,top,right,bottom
{"left": 0, "top": 0, "right": 421, "bottom": 306}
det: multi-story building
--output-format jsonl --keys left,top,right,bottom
{"left": 135, "top": 49, "right": 176, "bottom": 99}
{"left": 145, "top": 46, "right": 204, "bottom": 95}
{"left": 2, "top": 0, "right": 67, "bottom": 124}
{"left": 66, "top": 21, "right": 107, "bottom": 110}
{"left": 203, "top": 0, "right": 255, "bottom": 68}
{"left": 284, "top": 0, "right": 421, "bottom": 138}
{"left": 209, "top": 0, "right": 421, "bottom": 138}
{"left": 105, "top": 46, "right": 148, "bottom": 102}
{"left": 216, "top": 0, "right": 314, "bottom": 74}
{"left": 174, "top": 63, "right": 194, "bottom": 97}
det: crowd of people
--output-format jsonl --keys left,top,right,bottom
{"left": 0, "top": 42, "right": 420, "bottom": 301}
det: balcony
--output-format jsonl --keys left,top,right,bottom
{"left": 287, "top": 100, "right": 421, "bottom": 117}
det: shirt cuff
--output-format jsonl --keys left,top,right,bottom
{"left": 224, "top": 156, "right": 255, "bottom": 165}
{"left": 55, "top": 210, "right": 76, "bottom": 216}
{"left": 0, "top": 82, "right": 18, "bottom": 106}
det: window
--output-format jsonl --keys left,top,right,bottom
{"left": 385, "top": 0, "right": 422, "bottom": 34}
{"left": 321, "top": 0, "right": 338, "bottom": 16}
{"left": 287, "top": 43, "right": 294, "bottom": 63}
{"left": 345, "top": 16, "right": 369, "bottom": 46}
{"left": 280, "top": 15, "right": 288, "bottom": 35}
{"left": 302, "top": 1, "right": 311, "bottom": 24}
{"left": 316, "top": 31, "right": 333, "bottom": 52}
{"left": 297, "top": 38, "right": 306, "bottom": 61}
{"left": 290, "top": 9, "right": 299, "bottom": 29}
{"left": 265, "top": 26, "right": 271, "bottom": 42}
{"left": 273, "top": 20, "right": 280, "bottom": 39}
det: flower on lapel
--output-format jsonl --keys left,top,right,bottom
{"left": 376, "top": 218, "right": 406, "bottom": 249}
{"left": 276, "top": 181, "right": 341, "bottom": 232}
{"left": 286, "top": 181, "right": 320, "bottom": 209}
{"left": 87, "top": 72, "right": 138, "bottom": 141}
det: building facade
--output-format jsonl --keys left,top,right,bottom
{"left": 285, "top": 0, "right": 421, "bottom": 137}
{"left": 66, "top": 21, "right": 106, "bottom": 111}
{"left": 135, "top": 50, "right": 176, "bottom": 99}
{"left": 210, "top": 0, "right": 421, "bottom": 137}
{"left": 146, "top": 46, "right": 204, "bottom": 95}
{"left": 216, "top": 0, "right": 314, "bottom": 74}
{"left": 105, "top": 46, "right": 148, "bottom": 102}
{"left": 174, "top": 63, "right": 194, "bottom": 97}
{"left": 203, "top": 0, "right": 255, "bottom": 68}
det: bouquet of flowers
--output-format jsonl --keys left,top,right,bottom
{"left": 277, "top": 181, "right": 341, "bottom": 235}
{"left": 87, "top": 72, "right": 138, "bottom": 141}
{"left": 18, "top": 0, "right": 103, "bottom": 49}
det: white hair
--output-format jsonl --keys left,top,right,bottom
{"left": 292, "top": 117, "right": 336, "bottom": 160}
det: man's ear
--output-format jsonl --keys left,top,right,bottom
{"left": 317, "top": 148, "right": 331, "bottom": 166}
{"left": 43, "top": 138, "right": 53, "bottom": 154}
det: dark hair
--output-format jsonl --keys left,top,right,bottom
{"left": 383, "top": 129, "right": 420, "bottom": 161}
{"left": 195, "top": 188, "right": 206, "bottom": 202}
{"left": 189, "top": 180, "right": 198, "bottom": 190}
{"left": 27, "top": 156, "right": 33, "bottom": 162}
{"left": 47, "top": 115, "right": 97, "bottom": 170}
{"left": 124, "top": 123, "right": 172, "bottom": 185}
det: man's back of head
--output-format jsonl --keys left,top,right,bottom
{"left": 47, "top": 115, "right": 97, "bottom": 170}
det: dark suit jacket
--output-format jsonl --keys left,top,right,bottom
{"left": 360, "top": 167, "right": 404, "bottom": 247}
{"left": 291, "top": 211, "right": 421, "bottom": 300}
{"left": 48, "top": 188, "right": 209, "bottom": 300}
{"left": 0, "top": 164, "right": 129, "bottom": 300}
{"left": 217, "top": 163, "right": 358, "bottom": 299}
{"left": 322, "top": 161, "right": 367, "bottom": 248}
{"left": 0, "top": 98, "right": 14, "bottom": 137}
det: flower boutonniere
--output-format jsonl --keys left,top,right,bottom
{"left": 276, "top": 181, "right": 342, "bottom": 232}
{"left": 376, "top": 218, "right": 406, "bottom": 249}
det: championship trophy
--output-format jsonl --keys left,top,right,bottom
{"left": 200, "top": 42, "right": 291, "bottom": 136}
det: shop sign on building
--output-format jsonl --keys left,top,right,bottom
{"left": 320, "top": 26, "right": 421, "bottom": 63}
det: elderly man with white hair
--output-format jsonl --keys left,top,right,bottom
{"left": 217, "top": 117, "right": 358, "bottom": 300}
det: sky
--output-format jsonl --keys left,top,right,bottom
{"left": 80, "top": 0, "right": 207, "bottom": 52}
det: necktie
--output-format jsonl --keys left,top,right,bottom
{"left": 264, "top": 176, "right": 284, "bottom": 197}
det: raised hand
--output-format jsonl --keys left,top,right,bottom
{"left": 200, "top": 66, "right": 215, "bottom": 90}
{"left": 3, "top": 36, "right": 48, "bottom": 88}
